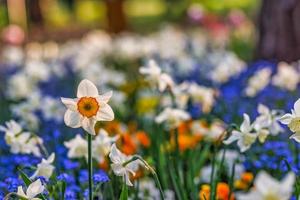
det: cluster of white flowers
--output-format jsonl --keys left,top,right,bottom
{"left": 191, "top": 120, "right": 226, "bottom": 140}
{"left": 272, "top": 62, "right": 299, "bottom": 91}
{"left": 0, "top": 120, "right": 43, "bottom": 156}
{"left": 244, "top": 68, "right": 272, "bottom": 97}
{"left": 224, "top": 104, "right": 282, "bottom": 152}
{"left": 64, "top": 129, "right": 117, "bottom": 162}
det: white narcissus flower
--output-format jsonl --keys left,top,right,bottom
{"left": 109, "top": 144, "right": 141, "bottom": 186}
{"left": 244, "top": 68, "right": 272, "bottom": 97}
{"left": 139, "top": 60, "right": 174, "bottom": 92}
{"left": 279, "top": 98, "right": 300, "bottom": 142}
{"left": 61, "top": 79, "right": 114, "bottom": 135}
{"left": 223, "top": 114, "right": 257, "bottom": 152}
{"left": 93, "top": 129, "right": 118, "bottom": 163}
{"left": 187, "top": 82, "right": 216, "bottom": 113}
{"left": 237, "top": 171, "right": 295, "bottom": 200}
{"left": 64, "top": 134, "right": 88, "bottom": 159}
{"left": 254, "top": 104, "right": 283, "bottom": 136}
{"left": 31, "top": 153, "right": 55, "bottom": 180}
{"left": 272, "top": 62, "right": 299, "bottom": 91}
{"left": 0, "top": 120, "right": 42, "bottom": 156}
{"left": 17, "top": 179, "right": 44, "bottom": 200}
{"left": 155, "top": 107, "right": 190, "bottom": 129}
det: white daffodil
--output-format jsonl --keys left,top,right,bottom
{"left": 237, "top": 171, "right": 295, "bottom": 200}
{"left": 17, "top": 179, "right": 45, "bottom": 200}
{"left": 223, "top": 114, "right": 257, "bottom": 152}
{"left": 245, "top": 68, "right": 272, "bottom": 97}
{"left": 31, "top": 153, "right": 55, "bottom": 180}
{"left": 109, "top": 144, "right": 141, "bottom": 186}
{"left": 272, "top": 62, "right": 299, "bottom": 91}
{"left": 172, "top": 82, "right": 190, "bottom": 109}
{"left": 254, "top": 104, "right": 283, "bottom": 136}
{"left": 187, "top": 83, "right": 216, "bottom": 113}
{"left": 93, "top": 129, "right": 118, "bottom": 163}
{"left": 64, "top": 134, "right": 88, "bottom": 159}
{"left": 61, "top": 79, "right": 114, "bottom": 135}
{"left": 155, "top": 107, "right": 190, "bottom": 129}
{"left": 280, "top": 98, "right": 300, "bottom": 142}
{"left": 0, "top": 120, "right": 42, "bottom": 156}
{"left": 139, "top": 60, "right": 174, "bottom": 92}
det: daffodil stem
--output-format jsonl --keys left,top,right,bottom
{"left": 123, "top": 156, "right": 165, "bottom": 200}
{"left": 88, "top": 134, "right": 93, "bottom": 200}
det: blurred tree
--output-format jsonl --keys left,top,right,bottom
{"left": 256, "top": 0, "right": 300, "bottom": 62}
{"left": 105, "top": 0, "right": 127, "bottom": 33}
{"left": 26, "top": 0, "right": 44, "bottom": 27}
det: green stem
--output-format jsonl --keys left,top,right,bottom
{"left": 88, "top": 134, "right": 93, "bottom": 200}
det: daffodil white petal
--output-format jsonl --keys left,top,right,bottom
{"left": 61, "top": 97, "right": 77, "bottom": 111}
{"left": 17, "top": 186, "right": 27, "bottom": 198}
{"left": 223, "top": 131, "right": 241, "bottom": 145}
{"left": 97, "top": 91, "right": 113, "bottom": 103}
{"left": 26, "top": 179, "right": 44, "bottom": 199}
{"left": 77, "top": 79, "right": 99, "bottom": 98}
{"left": 279, "top": 113, "right": 293, "bottom": 124}
{"left": 240, "top": 114, "right": 251, "bottom": 133}
{"left": 290, "top": 132, "right": 300, "bottom": 143}
{"left": 96, "top": 103, "right": 114, "bottom": 121}
{"left": 81, "top": 118, "right": 96, "bottom": 135}
{"left": 294, "top": 99, "right": 300, "bottom": 116}
{"left": 64, "top": 110, "right": 82, "bottom": 128}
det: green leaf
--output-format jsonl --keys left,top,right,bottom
{"left": 119, "top": 183, "right": 128, "bottom": 200}
{"left": 18, "top": 168, "right": 47, "bottom": 200}
{"left": 18, "top": 168, "right": 32, "bottom": 187}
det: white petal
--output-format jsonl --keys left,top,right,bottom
{"left": 294, "top": 98, "right": 300, "bottom": 116}
{"left": 82, "top": 118, "right": 96, "bottom": 135}
{"left": 124, "top": 172, "right": 133, "bottom": 186}
{"left": 97, "top": 91, "right": 113, "bottom": 103}
{"left": 254, "top": 171, "right": 278, "bottom": 195}
{"left": 96, "top": 103, "right": 114, "bottom": 121}
{"left": 281, "top": 172, "right": 295, "bottom": 195}
{"left": 27, "top": 179, "right": 44, "bottom": 198}
{"left": 223, "top": 131, "right": 241, "bottom": 145}
{"left": 64, "top": 110, "right": 82, "bottom": 128}
{"left": 109, "top": 144, "right": 124, "bottom": 164}
{"left": 290, "top": 132, "right": 300, "bottom": 143}
{"left": 279, "top": 113, "right": 293, "bottom": 125}
{"left": 258, "top": 104, "right": 269, "bottom": 115}
{"left": 61, "top": 97, "right": 77, "bottom": 111}
{"left": 240, "top": 114, "right": 251, "bottom": 133}
{"left": 77, "top": 79, "right": 98, "bottom": 98}
{"left": 17, "top": 186, "right": 27, "bottom": 198}
{"left": 46, "top": 153, "right": 55, "bottom": 163}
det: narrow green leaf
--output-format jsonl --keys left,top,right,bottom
{"left": 119, "top": 183, "right": 128, "bottom": 200}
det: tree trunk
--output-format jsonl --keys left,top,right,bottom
{"left": 256, "top": 0, "right": 300, "bottom": 62}
{"left": 105, "top": 0, "right": 127, "bottom": 34}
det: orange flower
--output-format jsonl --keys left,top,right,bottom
{"left": 98, "top": 159, "right": 109, "bottom": 171}
{"left": 241, "top": 172, "right": 253, "bottom": 183}
{"left": 136, "top": 131, "right": 151, "bottom": 147}
{"left": 199, "top": 183, "right": 234, "bottom": 200}
{"left": 119, "top": 133, "right": 137, "bottom": 155}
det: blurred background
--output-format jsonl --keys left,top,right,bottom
{"left": 1, "top": 0, "right": 300, "bottom": 61}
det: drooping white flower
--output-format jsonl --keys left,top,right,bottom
{"left": 93, "top": 129, "right": 118, "bottom": 163}
{"left": 61, "top": 79, "right": 114, "bottom": 135}
{"left": 155, "top": 107, "right": 190, "bottom": 129}
{"left": 139, "top": 60, "right": 174, "bottom": 92}
{"left": 109, "top": 144, "right": 141, "bottom": 186}
{"left": 279, "top": 98, "right": 300, "bottom": 142}
{"left": 17, "top": 179, "right": 45, "bottom": 200}
{"left": 223, "top": 114, "right": 257, "bottom": 152}
{"left": 31, "top": 153, "right": 55, "bottom": 180}
{"left": 237, "top": 171, "right": 295, "bottom": 200}
{"left": 244, "top": 68, "right": 272, "bottom": 97}
{"left": 64, "top": 134, "right": 88, "bottom": 159}
{"left": 272, "top": 62, "right": 299, "bottom": 91}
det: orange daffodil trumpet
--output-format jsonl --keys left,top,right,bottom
{"left": 61, "top": 79, "right": 114, "bottom": 135}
